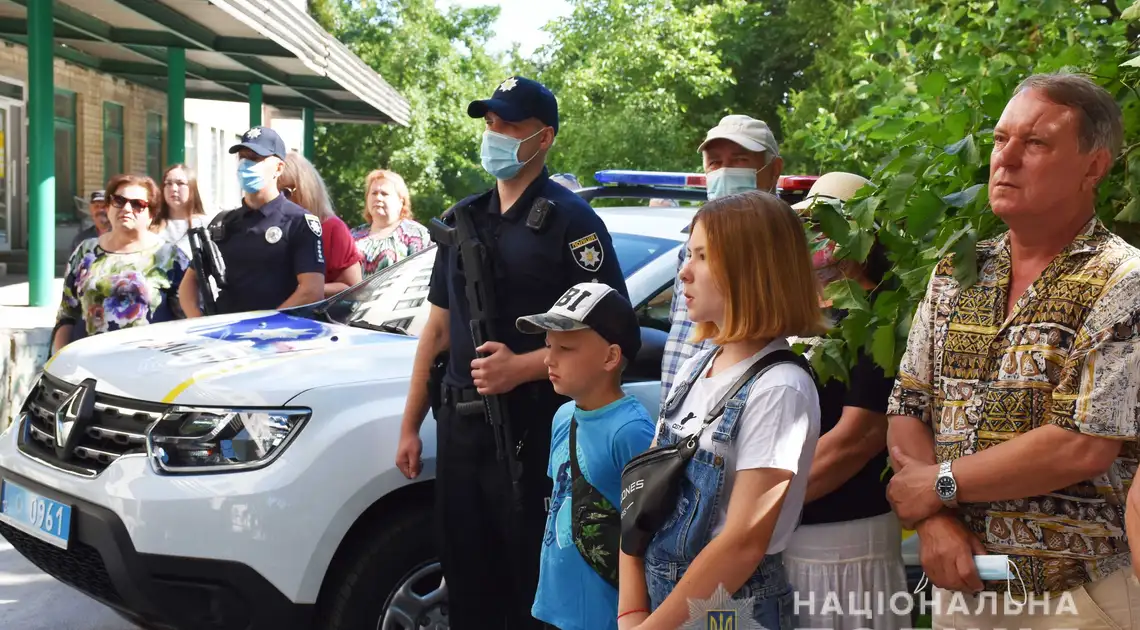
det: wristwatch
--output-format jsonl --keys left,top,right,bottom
{"left": 935, "top": 460, "right": 958, "bottom": 507}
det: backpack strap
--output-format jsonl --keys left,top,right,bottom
{"left": 685, "top": 349, "right": 811, "bottom": 448}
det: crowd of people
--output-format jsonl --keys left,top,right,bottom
{"left": 387, "top": 71, "right": 1139, "bottom": 630}
{"left": 48, "top": 68, "right": 1140, "bottom": 630}
{"left": 50, "top": 129, "right": 430, "bottom": 354}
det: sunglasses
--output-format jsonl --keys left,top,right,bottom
{"left": 110, "top": 194, "right": 151, "bottom": 212}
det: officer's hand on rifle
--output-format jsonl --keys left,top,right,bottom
{"left": 471, "top": 341, "right": 531, "bottom": 395}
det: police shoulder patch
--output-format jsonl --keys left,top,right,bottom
{"left": 304, "top": 214, "right": 322, "bottom": 237}
{"left": 569, "top": 233, "right": 603, "bottom": 272}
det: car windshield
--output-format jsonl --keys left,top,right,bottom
{"left": 320, "top": 232, "right": 677, "bottom": 334}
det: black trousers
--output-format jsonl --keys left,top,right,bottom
{"left": 435, "top": 387, "right": 564, "bottom": 630}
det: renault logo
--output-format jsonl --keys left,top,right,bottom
{"left": 54, "top": 379, "right": 96, "bottom": 460}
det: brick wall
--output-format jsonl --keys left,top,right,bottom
{"left": 0, "top": 41, "right": 167, "bottom": 197}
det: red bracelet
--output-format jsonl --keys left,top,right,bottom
{"left": 618, "top": 609, "right": 649, "bottom": 620}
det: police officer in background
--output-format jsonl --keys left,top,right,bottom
{"left": 179, "top": 126, "right": 325, "bottom": 317}
{"left": 395, "top": 76, "right": 629, "bottom": 629}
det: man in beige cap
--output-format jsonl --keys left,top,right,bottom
{"left": 659, "top": 115, "right": 785, "bottom": 408}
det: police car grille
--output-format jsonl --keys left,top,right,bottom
{"left": 0, "top": 521, "right": 124, "bottom": 606}
{"left": 18, "top": 375, "right": 166, "bottom": 477}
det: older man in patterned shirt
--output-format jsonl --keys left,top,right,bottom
{"left": 887, "top": 73, "right": 1140, "bottom": 628}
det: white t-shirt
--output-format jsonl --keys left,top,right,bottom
{"left": 658, "top": 338, "right": 820, "bottom": 553}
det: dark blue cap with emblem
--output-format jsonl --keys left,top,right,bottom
{"left": 468, "top": 76, "right": 559, "bottom": 136}
{"left": 229, "top": 126, "right": 287, "bottom": 161}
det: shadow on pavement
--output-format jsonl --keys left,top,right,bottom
{"left": 0, "top": 539, "right": 135, "bottom": 630}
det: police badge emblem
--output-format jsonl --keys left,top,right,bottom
{"left": 569, "top": 233, "right": 603, "bottom": 272}
{"left": 304, "top": 214, "right": 323, "bottom": 237}
{"left": 265, "top": 226, "right": 283, "bottom": 244}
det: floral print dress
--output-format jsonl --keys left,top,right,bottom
{"left": 57, "top": 238, "right": 190, "bottom": 342}
{"left": 351, "top": 219, "right": 431, "bottom": 278}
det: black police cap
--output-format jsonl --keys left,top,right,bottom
{"left": 468, "top": 76, "right": 559, "bottom": 136}
{"left": 229, "top": 126, "right": 287, "bottom": 161}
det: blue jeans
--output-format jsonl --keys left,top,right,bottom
{"left": 645, "top": 553, "right": 794, "bottom": 629}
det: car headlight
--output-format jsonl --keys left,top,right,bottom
{"left": 147, "top": 407, "right": 310, "bottom": 474}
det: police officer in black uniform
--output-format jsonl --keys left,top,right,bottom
{"left": 395, "top": 77, "right": 629, "bottom": 629}
{"left": 179, "top": 127, "right": 325, "bottom": 317}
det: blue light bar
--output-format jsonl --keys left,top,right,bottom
{"left": 594, "top": 170, "right": 707, "bottom": 188}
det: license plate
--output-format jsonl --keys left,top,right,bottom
{"left": 0, "top": 479, "right": 72, "bottom": 549}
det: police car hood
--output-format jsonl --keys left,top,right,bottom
{"left": 44, "top": 311, "right": 419, "bottom": 406}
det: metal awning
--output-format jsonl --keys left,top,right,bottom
{"left": 0, "top": 0, "right": 410, "bottom": 125}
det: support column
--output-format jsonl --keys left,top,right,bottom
{"left": 27, "top": 0, "right": 54, "bottom": 306}
{"left": 249, "top": 83, "right": 262, "bottom": 128}
{"left": 302, "top": 107, "right": 315, "bottom": 161}
{"left": 167, "top": 47, "right": 185, "bottom": 165}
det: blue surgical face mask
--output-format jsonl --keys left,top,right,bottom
{"left": 705, "top": 157, "right": 775, "bottom": 200}
{"left": 481, "top": 128, "right": 546, "bottom": 181}
{"left": 238, "top": 158, "right": 266, "bottom": 195}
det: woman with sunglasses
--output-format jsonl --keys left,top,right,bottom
{"left": 52, "top": 174, "right": 189, "bottom": 354}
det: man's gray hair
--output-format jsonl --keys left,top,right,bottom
{"left": 1014, "top": 73, "right": 1123, "bottom": 160}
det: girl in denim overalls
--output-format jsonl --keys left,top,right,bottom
{"left": 618, "top": 191, "right": 824, "bottom": 630}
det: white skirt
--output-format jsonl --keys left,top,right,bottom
{"left": 784, "top": 512, "right": 910, "bottom": 630}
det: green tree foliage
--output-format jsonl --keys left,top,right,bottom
{"left": 779, "top": 0, "right": 1139, "bottom": 383}
{"left": 535, "top": 0, "right": 837, "bottom": 183}
{"left": 310, "top": 0, "right": 507, "bottom": 225}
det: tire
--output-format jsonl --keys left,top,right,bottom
{"left": 317, "top": 503, "right": 448, "bottom": 630}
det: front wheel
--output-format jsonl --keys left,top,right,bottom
{"left": 317, "top": 504, "right": 448, "bottom": 630}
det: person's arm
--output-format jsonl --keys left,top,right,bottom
{"left": 805, "top": 406, "right": 887, "bottom": 502}
{"left": 396, "top": 304, "right": 450, "bottom": 479}
{"left": 618, "top": 551, "right": 651, "bottom": 630}
{"left": 52, "top": 246, "right": 84, "bottom": 354}
{"left": 278, "top": 272, "right": 325, "bottom": 309}
{"left": 51, "top": 325, "right": 73, "bottom": 355}
{"left": 324, "top": 262, "right": 362, "bottom": 297}
{"left": 285, "top": 213, "right": 327, "bottom": 308}
{"left": 1130, "top": 469, "right": 1140, "bottom": 579}
{"left": 179, "top": 268, "right": 204, "bottom": 318}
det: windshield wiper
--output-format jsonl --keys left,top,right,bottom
{"left": 344, "top": 320, "right": 410, "bottom": 336}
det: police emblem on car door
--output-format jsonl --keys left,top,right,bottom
{"left": 569, "top": 233, "right": 603, "bottom": 271}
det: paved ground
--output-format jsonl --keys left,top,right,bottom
{"left": 0, "top": 538, "right": 134, "bottom": 629}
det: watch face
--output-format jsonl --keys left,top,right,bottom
{"left": 936, "top": 476, "right": 956, "bottom": 498}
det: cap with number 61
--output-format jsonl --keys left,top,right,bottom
{"left": 516, "top": 282, "right": 641, "bottom": 361}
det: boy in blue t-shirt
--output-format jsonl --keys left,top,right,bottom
{"left": 517, "top": 282, "right": 655, "bottom": 630}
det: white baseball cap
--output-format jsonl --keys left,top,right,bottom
{"left": 516, "top": 282, "right": 641, "bottom": 361}
{"left": 698, "top": 115, "right": 780, "bottom": 156}
{"left": 791, "top": 172, "right": 871, "bottom": 211}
